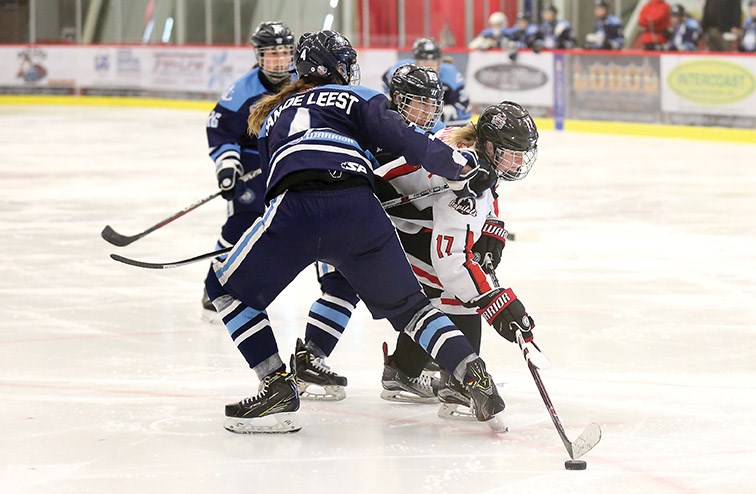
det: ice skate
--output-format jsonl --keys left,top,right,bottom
{"left": 437, "top": 369, "right": 476, "bottom": 420}
{"left": 464, "top": 358, "right": 507, "bottom": 433}
{"left": 380, "top": 342, "right": 439, "bottom": 404}
{"left": 223, "top": 367, "right": 301, "bottom": 434}
{"left": 292, "top": 338, "right": 347, "bottom": 401}
{"left": 201, "top": 290, "right": 221, "bottom": 324}
{"left": 437, "top": 360, "right": 507, "bottom": 433}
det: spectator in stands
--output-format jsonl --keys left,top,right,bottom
{"left": 701, "top": 0, "right": 742, "bottom": 51}
{"left": 638, "top": 0, "right": 671, "bottom": 50}
{"left": 739, "top": 0, "right": 756, "bottom": 52}
{"left": 586, "top": 0, "right": 624, "bottom": 50}
{"left": 536, "top": 3, "right": 575, "bottom": 49}
{"left": 469, "top": 11, "right": 508, "bottom": 50}
{"left": 665, "top": 4, "right": 702, "bottom": 51}
{"left": 505, "top": 12, "right": 539, "bottom": 49}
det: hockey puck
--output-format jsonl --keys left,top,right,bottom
{"left": 564, "top": 460, "right": 587, "bottom": 470}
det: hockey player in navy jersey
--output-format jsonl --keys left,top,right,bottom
{"left": 292, "top": 63, "right": 445, "bottom": 402}
{"left": 665, "top": 4, "right": 702, "bottom": 51}
{"left": 382, "top": 38, "right": 471, "bottom": 126}
{"left": 585, "top": 0, "right": 624, "bottom": 50}
{"left": 205, "top": 30, "right": 505, "bottom": 434}
{"left": 202, "top": 21, "right": 295, "bottom": 320}
{"left": 536, "top": 3, "right": 576, "bottom": 49}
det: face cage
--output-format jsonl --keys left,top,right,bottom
{"left": 396, "top": 92, "right": 443, "bottom": 131}
{"left": 493, "top": 146, "right": 537, "bottom": 181}
{"left": 256, "top": 45, "right": 295, "bottom": 81}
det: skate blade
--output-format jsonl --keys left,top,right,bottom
{"left": 223, "top": 413, "right": 301, "bottom": 434}
{"left": 298, "top": 382, "right": 346, "bottom": 401}
{"left": 437, "top": 402, "right": 476, "bottom": 421}
{"left": 484, "top": 414, "right": 508, "bottom": 434}
{"left": 380, "top": 389, "right": 438, "bottom": 404}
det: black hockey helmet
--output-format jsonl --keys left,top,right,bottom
{"left": 388, "top": 64, "right": 444, "bottom": 130}
{"left": 250, "top": 21, "right": 295, "bottom": 49}
{"left": 475, "top": 101, "right": 538, "bottom": 181}
{"left": 295, "top": 30, "right": 360, "bottom": 85}
{"left": 594, "top": 0, "right": 609, "bottom": 8}
{"left": 543, "top": 3, "right": 558, "bottom": 14}
{"left": 250, "top": 21, "right": 295, "bottom": 82}
{"left": 412, "top": 37, "right": 442, "bottom": 61}
{"left": 670, "top": 4, "right": 686, "bottom": 17}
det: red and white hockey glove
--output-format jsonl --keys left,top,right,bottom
{"left": 474, "top": 288, "right": 535, "bottom": 343}
{"left": 472, "top": 217, "right": 507, "bottom": 268}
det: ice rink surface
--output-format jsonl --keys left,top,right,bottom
{"left": 1, "top": 105, "right": 755, "bottom": 494}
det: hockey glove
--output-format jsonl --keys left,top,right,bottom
{"left": 445, "top": 150, "right": 479, "bottom": 200}
{"left": 473, "top": 288, "right": 534, "bottom": 343}
{"left": 216, "top": 160, "right": 244, "bottom": 200}
{"left": 467, "top": 154, "right": 498, "bottom": 196}
{"left": 472, "top": 217, "right": 507, "bottom": 268}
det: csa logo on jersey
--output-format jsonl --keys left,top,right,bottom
{"left": 340, "top": 161, "right": 367, "bottom": 174}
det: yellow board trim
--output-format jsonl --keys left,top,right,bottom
{"left": 0, "top": 94, "right": 214, "bottom": 111}
{"left": 1, "top": 95, "right": 753, "bottom": 144}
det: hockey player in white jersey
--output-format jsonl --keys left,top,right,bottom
{"left": 375, "top": 101, "right": 539, "bottom": 420}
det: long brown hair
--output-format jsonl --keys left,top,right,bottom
{"left": 248, "top": 78, "right": 321, "bottom": 136}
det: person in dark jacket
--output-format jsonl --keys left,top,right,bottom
{"left": 701, "top": 0, "right": 742, "bottom": 51}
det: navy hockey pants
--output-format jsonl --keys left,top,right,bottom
{"left": 205, "top": 185, "right": 477, "bottom": 380}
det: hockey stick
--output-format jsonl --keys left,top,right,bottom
{"left": 483, "top": 256, "right": 600, "bottom": 459}
{"left": 110, "top": 184, "right": 450, "bottom": 270}
{"left": 515, "top": 330, "right": 602, "bottom": 459}
{"left": 102, "top": 169, "right": 262, "bottom": 247}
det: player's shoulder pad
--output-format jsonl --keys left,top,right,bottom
{"left": 430, "top": 119, "right": 446, "bottom": 133}
{"left": 607, "top": 15, "right": 623, "bottom": 26}
{"left": 319, "top": 84, "right": 384, "bottom": 102}
{"left": 217, "top": 67, "right": 268, "bottom": 112}
{"left": 687, "top": 18, "right": 701, "bottom": 29}
{"left": 439, "top": 63, "right": 464, "bottom": 89}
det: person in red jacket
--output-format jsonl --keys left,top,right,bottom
{"left": 638, "top": 0, "right": 671, "bottom": 49}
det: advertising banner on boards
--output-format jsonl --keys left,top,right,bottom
{"left": 567, "top": 54, "right": 661, "bottom": 123}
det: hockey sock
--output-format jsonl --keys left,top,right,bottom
{"left": 304, "top": 294, "right": 356, "bottom": 357}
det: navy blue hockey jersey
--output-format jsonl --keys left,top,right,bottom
{"left": 258, "top": 84, "right": 469, "bottom": 202}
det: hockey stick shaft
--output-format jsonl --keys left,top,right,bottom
{"left": 483, "top": 257, "right": 599, "bottom": 458}
{"left": 110, "top": 184, "right": 446, "bottom": 270}
{"left": 102, "top": 169, "right": 262, "bottom": 247}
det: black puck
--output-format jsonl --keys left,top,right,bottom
{"left": 564, "top": 460, "right": 587, "bottom": 470}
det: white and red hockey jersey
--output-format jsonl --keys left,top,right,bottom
{"left": 375, "top": 127, "right": 499, "bottom": 315}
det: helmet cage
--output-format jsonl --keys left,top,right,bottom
{"left": 492, "top": 146, "right": 537, "bottom": 181}
{"left": 395, "top": 93, "right": 443, "bottom": 131}
{"left": 256, "top": 44, "right": 295, "bottom": 82}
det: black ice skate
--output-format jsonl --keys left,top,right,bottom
{"left": 437, "top": 360, "right": 507, "bottom": 433}
{"left": 380, "top": 342, "right": 439, "bottom": 404}
{"left": 201, "top": 289, "right": 221, "bottom": 324}
{"left": 464, "top": 358, "right": 507, "bottom": 433}
{"left": 224, "top": 367, "right": 301, "bottom": 434}
{"left": 292, "top": 338, "right": 347, "bottom": 401}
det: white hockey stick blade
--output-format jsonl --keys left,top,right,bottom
{"left": 568, "top": 422, "right": 602, "bottom": 459}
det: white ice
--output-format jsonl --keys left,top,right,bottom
{"left": 1, "top": 105, "right": 755, "bottom": 494}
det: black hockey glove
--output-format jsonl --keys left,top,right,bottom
{"left": 472, "top": 217, "right": 507, "bottom": 269}
{"left": 467, "top": 155, "right": 498, "bottom": 196}
{"left": 473, "top": 288, "right": 535, "bottom": 343}
{"left": 445, "top": 150, "right": 479, "bottom": 200}
{"left": 216, "top": 160, "right": 243, "bottom": 200}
